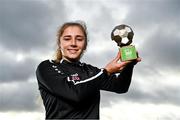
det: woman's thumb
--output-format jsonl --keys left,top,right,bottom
{"left": 114, "top": 52, "right": 121, "bottom": 62}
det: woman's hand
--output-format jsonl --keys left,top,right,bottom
{"left": 104, "top": 52, "right": 141, "bottom": 74}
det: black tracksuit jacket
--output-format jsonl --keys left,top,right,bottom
{"left": 36, "top": 59, "right": 134, "bottom": 119}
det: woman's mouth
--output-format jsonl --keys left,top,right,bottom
{"left": 68, "top": 49, "right": 78, "bottom": 54}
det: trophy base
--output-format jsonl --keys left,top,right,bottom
{"left": 120, "top": 45, "right": 137, "bottom": 61}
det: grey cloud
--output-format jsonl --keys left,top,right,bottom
{"left": 0, "top": 0, "right": 66, "bottom": 52}
{"left": 123, "top": 83, "right": 180, "bottom": 106}
{"left": 91, "top": 4, "right": 114, "bottom": 33}
{"left": 0, "top": 81, "right": 41, "bottom": 112}
{"left": 141, "top": 28, "right": 180, "bottom": 71}
{"left": 83, "top": 49, "right": 116, "bottom": 68}
{"left": 125, "top": 0, "right": 180, "bottom": 27}
{"left": 0, "top": 57, "right": 38, "bottom": 83}
{"left": 100, "top": 81, "right": 180, "bottom": 108}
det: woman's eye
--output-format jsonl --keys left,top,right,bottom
{"left": 77, "top": 39, "right": 83, "bottom": 41}
{"left": 76, "top": 37, "right": 84, "bottom": 41}
{"left": 64, "top": 38, "right": 70, "bottom": 41}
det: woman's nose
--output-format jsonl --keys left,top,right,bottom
{"left": 71, "top": 38, "right": 77, "bottom": 46}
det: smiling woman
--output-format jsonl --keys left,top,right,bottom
{"left": 59, "top": 24, "right": 86, "bottom": 62}
{"left": 55, "top": 21, "right": 88, "bottom": 63}
{"left": 36, "top": 20, "right": 140, "bottom": 119}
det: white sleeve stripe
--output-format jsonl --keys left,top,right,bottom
{"left": 73, "top": 69, "right": 104, "bottom": 85}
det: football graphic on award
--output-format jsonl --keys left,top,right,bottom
{"left": 111, "top": 24, "right": 137, "bottom": 61}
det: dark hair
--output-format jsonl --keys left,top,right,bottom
{"left": 55, "top": 20, "right": 88, "bottom": 63}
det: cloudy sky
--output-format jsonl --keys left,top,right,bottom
{"left": 0, "top": 0, "right": 180, "bottom": 120}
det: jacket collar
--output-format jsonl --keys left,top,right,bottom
{"left": 60, "top": 59, "right": 83, "bottom": 66}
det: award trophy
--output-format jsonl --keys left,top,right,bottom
{"left": 111, "top": 24, "right": 137, "bottom": 61}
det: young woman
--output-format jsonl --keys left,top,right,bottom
{"left": 36, "top": 21, "right": 141, "bottom": 119}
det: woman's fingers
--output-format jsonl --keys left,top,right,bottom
{"left": 137, "top": 57, "right": 142, "bottom": 62}
{"left": 118, "top": 61, "right": 131, "bottom": 68}
{"left": 105, "top": 51, "right": 141, "bottom": 74}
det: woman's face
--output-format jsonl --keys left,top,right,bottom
{"left": 60, "top": 26, "right": 86, "bottom": 62}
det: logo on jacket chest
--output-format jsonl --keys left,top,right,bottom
{"left": 67, "top": 73, "right": 81, "bottom": 84}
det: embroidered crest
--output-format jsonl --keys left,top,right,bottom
{"left": 67, "top": 73, "right": 81, "bottom": 84}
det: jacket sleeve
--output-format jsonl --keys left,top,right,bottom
{"left": 36, "top": 61, "right": 82, "bottom": 103}
{"left": 98, "top": 63, "right": 134, "bottom": 93}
